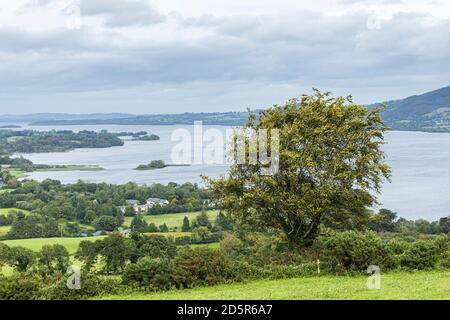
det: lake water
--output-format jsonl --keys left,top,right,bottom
{"left": 10, "top": 124, "right": 450, "bottom": 220}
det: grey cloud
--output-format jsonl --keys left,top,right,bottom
{"left": 0, "top": 8, "right": 449, "bottom": 113}
{"left": 80, "top": 0, "right": 166, "bottom": 27}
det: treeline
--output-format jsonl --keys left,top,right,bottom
{"left": 0, "top": 130, "right": 124, "bottom": 154}
{"left": 368, "top": 209, "right": 450, "bottom": 235}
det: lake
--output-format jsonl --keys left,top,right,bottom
{"left": 11, "top": 124, "right": 450, "bottom": 220}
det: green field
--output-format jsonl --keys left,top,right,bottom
{"left": 0, "top": 208, "right": 30, "bottom": 216}
{"left": 0, "top": 236, "right": 106, "bottom": 254}
{"left": 100, "top": 270, "right": 450, "bottom": 300}
{"left": 123, "top": 210, "right": 220, "bottom": 230}
{"left": 0, "top": 211, "right": 221, "bottom": 253}
{"left": 0, "top": 226, "right": 11, "bottom": 237}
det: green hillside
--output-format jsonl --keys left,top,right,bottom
{"left": 369, "top": 86, "right": 450, "bottom": 132}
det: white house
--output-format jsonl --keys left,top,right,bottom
{"left": 119, "top": 198, "right": 169, "bottom": 214}
{"left": 146, "top": 198, "right": 169, "bottom": 208}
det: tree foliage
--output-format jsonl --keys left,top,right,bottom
{"left": 206, "top": 90, "right": 391, "bottom": 246}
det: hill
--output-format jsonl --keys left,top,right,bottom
{"left": 29, "top": 112, "right": 250, "bottom": 126}
{"left": 6, "top": 86, "right": 450, "bottom": 132}
{"left": 369, "top": 86, "right": 450, "bottom": 132}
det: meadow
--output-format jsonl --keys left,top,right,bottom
{"left": 1, "top": 236, "right": 107, "bottom": 254}
{"left": 0, "top": 210, "right": 220, "bottom": 254}
{"left": 122, "top": 210, "right": 220, "bottom": 230}
{"left": 100, "top": 270, "right": 450, "bottom": 300}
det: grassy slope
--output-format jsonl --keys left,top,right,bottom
{"left": 123, "top": 210, "right": 220, "bottom": 230}
{"left": 101, "top": 270, "right": 450, "bottom": 300}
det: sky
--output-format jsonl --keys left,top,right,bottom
{"left": 0, "top": 0, "right": 449, "bottom": 114}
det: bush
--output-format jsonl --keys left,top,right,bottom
{"left": 400, "top": 240, "right": 440, "bottom": 270}
{"left": 122, "top": 257, "right": 174, "bottom": 291}
{"left": 44, "top": 271, "right": 121, "bottom": 300}
{"left": 172, "top": 248, "right": 238, "bottom": 288}
{"left": 319, "top": 231, "right": 392, "bottom": 273}
{"left": 175, "top": 236, "right": 191, "bottom": 246}
{"left": 0, "top": 274, "right": 42, "bottom": 300}
{"left": 190, "top": 226, "right": 216, "bottom": 244}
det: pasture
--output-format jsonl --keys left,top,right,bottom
{"left": 100, "top": 270, "right": 450, "bottom": 300}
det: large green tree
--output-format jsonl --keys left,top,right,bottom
{"left": 205, "top": 90, "right": 391, "bottom": 246}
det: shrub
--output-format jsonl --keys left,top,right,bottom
{"left": 0, "top": 243, "right": 11, "bottom": 267}
{"left": 400, "top": 240, "right": 440, "bottom": 270}
{"left": 122, "top": 257, "right": 174, "bottom": 291}
{"left": 172, "top": 248, "right": 238, "bottom": 288}
{"left": 44, "top": 271, "right": 121, "bottom": 300}
{"left": 147, "top": 223, "right": 159, "bottom": 233}
{"left": 190, "top": 226, "right": 216, "bottom": 244}
{"left": 175, "top": 236, "right": 191, "bottom": 246}
{"left": 319, "top": 231, "right": 392, "bottom": 273}
{"left": 0, "top": 274, "right": 42, "bottom": 300}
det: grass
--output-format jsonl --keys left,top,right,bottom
{"left": 0, "top": 232, "right": 217, "bottom": 254}
{"left": 9, "top": 170, "right": 26, "bottom": 178}
{"left": 0, "top": 236, "right": 107, "bottom": 254}
{"left": 0, "top": 226, "right": 11, "bottom": 237}
{"left": 123, "top": 210, "right": 220, "bottom": 230}
{"left": 0, "top": 189, "right": 14, "bottom": 194}
{"left": 100, "top": 270, "right": 450, "bottom": 300}
{"left": 0, "top": 208, "right": 30, "bottom": 216}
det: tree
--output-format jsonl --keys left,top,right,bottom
{"left": 92, "top": 216, "right": 120, "bottom": 232}
{"left": 215, "top": 212, "right": 234, "bottom": 231}
{"left": 147, "top": 223, "right": 159, "bottom": 233}
{"left": 181, "top": 216, "right": 191, "bottom": 232}
{"left": 369, "top": 209, "right": 398, "bottom": 232}
{"left": 191, "top": 227, "right": 215, "bottom": 244}
{"left": 38, "top": 244, "right": 70, "bottom": 274}
{"left": 159, "top": 223, "right": 169, "bottom": 233}
{"left": 97, "top": 233, "right": 134, "bottom": 274}
{"left": 131, "top": 215, "right": 148, "bottom": 233}
{"left": 133, "top": 235, "right": 177, "bottom": 260}
{"left": 8, "top": 246, "right": 36, "bottom": 272}
{"left": 205, "top": 90, "right": 391, "bottom": 246}
{"left": 75, "top": 240, "right": 99, "bottom": 271}
{"left": 124, "top": 206, "right": 136, "bottom": 217}
{"left": 439, "top": 216, "right": 450, "bottom": 234}
{"left": 193, "top": 210, "right": 212, "bottom": 230}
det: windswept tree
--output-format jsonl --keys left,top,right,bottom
{"left": 205, "top": 90, "right": 391, "bottom": 246}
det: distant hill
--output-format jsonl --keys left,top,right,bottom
{"left": 3, "top": 86, "right": 450, "bottom": 132}
{"left": 0, "top": 113, "right": 136, "bottom": 123}
{"left": 369, "top": 86, "right": 450, "bottom": 132}
{"left": 28, "top": 112, "right": 250, "bottom": 126}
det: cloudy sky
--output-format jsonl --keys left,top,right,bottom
{"left": 0, "top": 0, "right": 449, "bottom": 114}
